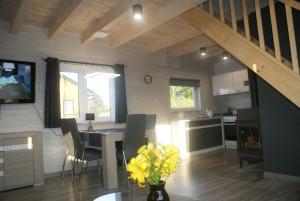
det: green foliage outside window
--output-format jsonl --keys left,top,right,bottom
{"left": 170, "top": 86, "right": 195, "bottom": 108}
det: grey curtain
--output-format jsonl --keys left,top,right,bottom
{"left": 44, "top": 57, "right": 61, "bottom": 128}
{"left": 114, "top": 64, "right": 128, "bottom": 123}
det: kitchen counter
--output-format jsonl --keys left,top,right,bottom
{"left": 171, "top": 118, "right": 224, "bottom": 157}
{"left": 175, "top": 116, "right": 221, "bottom": 121}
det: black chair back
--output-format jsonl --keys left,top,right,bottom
{"left": 123, "top": 114, "right": 147, "bottom": 161}
{"left": 146, "top": 114, "right": 156, "bottom": 129}
{"left": 60, "top": 118, "right": 84, "bottom": 158}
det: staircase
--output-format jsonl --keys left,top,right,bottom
{"left": 182, "top": 0, "right": 300, "bottom": 108}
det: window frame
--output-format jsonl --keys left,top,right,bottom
{"left": 169, "top": 80, "right": 201, "bottom": 112}
{"left": 60, "top": 64, "right": 115, "bottom": 123}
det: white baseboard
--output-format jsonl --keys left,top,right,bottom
{"left": 264, "top": 171, "right": 300, "bottom": 183}
{"left": 187, "top": 145, "right": 224, "bottom": 156}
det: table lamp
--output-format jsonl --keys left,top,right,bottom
{"left": 86, "top": 113, "right": 95, "bottom": 132}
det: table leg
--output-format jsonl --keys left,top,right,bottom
{"left": 102, "top": 134, "right": 118, "bottom": 189}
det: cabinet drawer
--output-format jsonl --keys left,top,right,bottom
{"left": 4, "top": 161, "right": 34, "bottom": 188}
{"left": 0, "top": 140, "right": 3, "bottom": 152}
{"left": 4, "top": 137, "right": 28, "bottom": 146}
{"left": 4, "top": 137, "right": 32, "bottom": 151}
{"left": 0, "top": 176, "right": 3, "bottom": 189}
{"left": 0, "top": 153, "right": 3, "bottom": 189}
{"left": 4, "top": 149, "right": 33, "bottom": 164}
{"left": 0, "top": 152, "right": 3, "bottom": 175}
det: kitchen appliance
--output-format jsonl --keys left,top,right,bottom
{"left": 223, "top": 115, "right": 237, "bottom": 149}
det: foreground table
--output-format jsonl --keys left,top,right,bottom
{"left": 94, "top": 192, "right": 197, "bottom": 201}
{"left": 101, "top": 130, "right": 156, "bottom": 190}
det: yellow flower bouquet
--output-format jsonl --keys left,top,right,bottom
{"left": 127, "top": 143, "right": 180, "bottom": 187}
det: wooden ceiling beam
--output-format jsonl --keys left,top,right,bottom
{"left": 145, "top": 26, "right": 200, "bottom": 53}
{"left": 10, "top": 0, "right": 34, "bottom": 33}
{"left": 108, "top": 0, "right": 206, "bottom": 48}
{"left": 168, "top": 34, "right": 216, "bottom": 57}
{"left": 49, "top": 0, "right": 94, "bottom": 39}
{"left": 81, "top": 0, "right": 132, "bottom": 44}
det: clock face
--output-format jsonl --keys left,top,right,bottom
{"left": 144, "top": 75, "right": 152, "bottom": 84}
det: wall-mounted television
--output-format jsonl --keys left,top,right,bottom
{"left": 0, "top": 59, "right": 35, "bottom": 104}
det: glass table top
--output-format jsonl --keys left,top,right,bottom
{"left": 93, "top": 192, "right": 197, "bottom": 201}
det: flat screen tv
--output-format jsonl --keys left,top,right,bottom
{"left": 0, "top": 59, "right": 35, "bottom": 104}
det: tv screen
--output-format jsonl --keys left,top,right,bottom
{"left": 0, "top": 59, "right": 35, "bottom": 104}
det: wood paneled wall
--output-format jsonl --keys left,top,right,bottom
{"left": 0, "top": 22, "right": 217, "bottom": 173}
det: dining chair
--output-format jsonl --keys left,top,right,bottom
{"left": 146, "top": 114, "right": 156, "bottom": 130}
{"left": 146, "top": 114, "right": 156, "bottom": 143}
{"left": 122, "top": 114, "right": 147, "bottom": 167}
{"left": 60, "top": 118, "right": 102, "bottom": 182}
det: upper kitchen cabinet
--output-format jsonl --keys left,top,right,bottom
{"left": 212, "top": 72, "right": 234, "bottom": 95}
{"left": 233, "top": 70, "right": 250, "bottom": 93}
{"left": 212, "top": 74, "right": 222, "bottom": 96}
{"left": 212, "top": 69, "right": 249, "bottom": 96}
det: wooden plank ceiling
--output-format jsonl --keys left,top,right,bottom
{"left": 0, "top": 0, "right": 223, "bottom": 58}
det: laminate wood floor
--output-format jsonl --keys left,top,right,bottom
{"left": 0, "top": 150, "right": 299, "bottom": 201}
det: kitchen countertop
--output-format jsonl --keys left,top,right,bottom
{"left": 172, "top": 116, "right": 222, "bottom": 122}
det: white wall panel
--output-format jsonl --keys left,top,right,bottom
{"left": 0, "top": 22, "right": 216, "bottom": 174}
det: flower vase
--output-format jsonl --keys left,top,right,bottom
{"left": 147, "top": 182, "right": 170, "bottom": 201}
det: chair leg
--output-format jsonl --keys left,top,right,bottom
{"left": 61, "top": 155, "right": 67, "bottom": 181}
{"left": 127, "top": 179, "right": 132, "bottom": 200}
{"left": 79, "top": 159, "right": 85, "bottom": 181}
{"left": 85, "top": 161, "right": 89, "bottom": 173}
{"left": 72, "top": 158, "right": 76, "bottom": 183}
{"left": 127, "top": 177, "right": 137, "bottom": 200}
{"left": 122, "top": 150, "right": 128, "bottom": 169}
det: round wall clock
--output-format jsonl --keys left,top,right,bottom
{"left": 144, "top": 75, "right": 152, "bottom": 84}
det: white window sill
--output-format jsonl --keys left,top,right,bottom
{"left": 171, "top": 108, "right": 200, "bottom": 112}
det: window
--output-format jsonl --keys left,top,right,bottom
{"left": 169, "top": 78, "right": 200, "bottom": 110}
{"left": 63, "top": 100, "right": 75, "bottom": 115}
{"left": 86, "top": 74, "right": 111, "bottom": 118}
{"left": 60, "top": 63, "right": 118, "bottom": 122}
{"left": 60, "top": 72, "right": 79, "bottom": 118}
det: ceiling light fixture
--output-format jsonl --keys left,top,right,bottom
{"left": 199, "top": 47, "right": 207, "bottom": 56}
{"left": 133, "top": 4, "right": 143, "bottom": 20}
{"left": 222, "top": 52, "right": 229, "bottom": 60}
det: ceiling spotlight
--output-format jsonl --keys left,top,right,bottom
{"left": 222, "top": 52, "right": 229, "bottom": 60}
{"left": 199, "top": 47, "right": 207, "bottom": 56}
{"left": 133, "top": 4, "right": 143, "bottom": 20}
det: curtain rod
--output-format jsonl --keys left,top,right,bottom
{"left": 42, "top": 58, "right": 116, "bottom": 67}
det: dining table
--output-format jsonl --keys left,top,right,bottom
{"left": 81, "top": 129, "right": 156, "bottom": 190}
